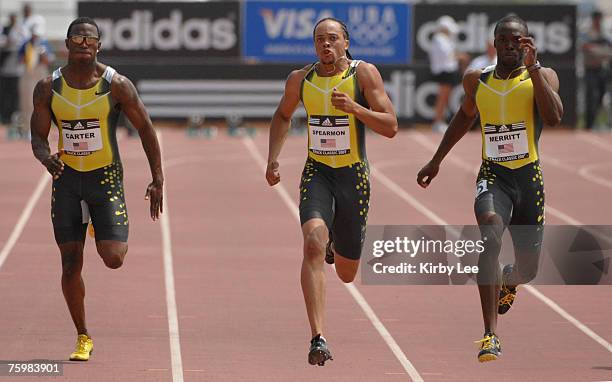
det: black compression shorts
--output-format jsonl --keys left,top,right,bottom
{"left": 51, "top": 161, "right": 129, "bottom": 244}
{"left": 299, "top": 158, "right": 370, "bottom": 260}
{"left": 474, "top": 160, "right": 545, "bottom": 251}
{"left": 431, "top": 70, "right": 460, "bottom": 85}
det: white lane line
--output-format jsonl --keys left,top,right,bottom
{"left": 578, "top": 163, "right": 612, "bottom": 190}
{"left": 371, "top": 159, "right": 407, "bottom": 170}
{"left": 532, "top": 155, "right": 612, "bottom": 225}
{"left": 242, "top": 137, "right": 424, "bottom": 382}
{"left": 545, "top": 205, "right": 583, "bottom": 225}
{"left": 157, "top": 130, "right": 185, "bottom": 382}
{"left": 0, "top": 172, "right": 49, "bottom": 270}
{"left": 543, "top": 155, "right": 576, "bottom": 173}
{"left": 578, "top": 133, "right": 612, "bottom": 154}
{"left": 536, "top": 154, "right": 612, "bottom": 199}
{"left": 370, "top": 165, "right": 446, "bottom": 226}
{"left": 523, "top": 156, "right": 612, "bottom": 226}
{"left": 523, "top": 285, "right": 612, "bottom": 352}
{"left": 384, "top": 131, "right": 612, "bottom": 354}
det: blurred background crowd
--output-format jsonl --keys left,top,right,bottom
{"left": 1, "top": 3, "right": 53, "bottom": 140}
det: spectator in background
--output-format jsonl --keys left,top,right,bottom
{"left": 428, "top": 16, "right": 462, "bottom": 133}
{"left": 18, "top": 23, "right": 53, "bottom": 139}
{"left": 582, "top": 10, "right": 612, "bottom": 130}
{"left": 465, "top": 40, "right": 497, "bottom": 131}
{"left": 1, "top": 13, "right": 23, "bottom": 133}
{"left": 21, "top": 3, "right": 45, "bottom": 42}
{"left": 468, "top": 40, "right": 497, "bottom": 71}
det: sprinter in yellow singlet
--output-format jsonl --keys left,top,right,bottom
{"left": 417, "top": 15, "right": 563, "bottom": 362}
{"left": 266, "top": 18, "right": 397, "bottom": 366}
{"left": 30, "top": 17, "right": 164, "bottom": 362}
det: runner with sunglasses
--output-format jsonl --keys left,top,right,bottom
{"left": 30, "top": 17, "right": 164, "bottom": 361}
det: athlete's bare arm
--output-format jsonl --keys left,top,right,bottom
{"left": 111, "top": 74, "right": 164, "bottom": 220}
{"left": 331, "top": 62, "right": 397, "bottom": 138}
{"left": 31, "top": 76, "right": 65, "bottom": 179}
{"left": 266, "top": 67, "right": 308, "bottom": 186}
{"left": 520, "top": 36, "right": 563, "bottom": 126}
{"left": 531, "top": 67, "right": 563, "bottom": 125}
{"left": 416, "top": 69, "right": 481, "bottom": 188}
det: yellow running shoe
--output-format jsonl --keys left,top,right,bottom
{"left": 69, "top": 334, "right": 93, "bottom": 361}
{"left": 475, "top": 332, "right": 501, "bottom": 362}
{"left": 88, "top": 223, "right": 95, "bottom": 239}
{"left": 498, "top": 264, "right": 517, "bottom": 315}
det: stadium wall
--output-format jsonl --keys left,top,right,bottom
{"left": 77, "top": 1, "right": 577, "bottom": 125}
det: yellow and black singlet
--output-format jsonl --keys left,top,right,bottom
{"left": 475, "top": 65, "right": 543, "bottom": 170}
{"left": 300, "top": 60, "right": 368, "bottom": 168}
{"left": 51, "top": 66, "right": 121, "bottom": 172}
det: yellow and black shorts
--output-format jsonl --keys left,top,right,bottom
{"left": 474, "top": 160, "right": 545, "bottom": 251}
{"left": 51, "top": 161, "right": 128, "bottom": 244}
{"left": 299, "top": 158, "right": 370, "bottom": 260}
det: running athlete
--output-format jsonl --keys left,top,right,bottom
{"left": 266, "top": 18, "right": 397, "bottom": 366}
{"left": 416, "top": 15, "right": 563, "bottom": 362}
{"left": 30, "top": 17, "right": 163, "bottom": 361}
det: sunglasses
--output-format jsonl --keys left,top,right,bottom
{"left": 69, "top": 35, "right": 99, "bottom": 45}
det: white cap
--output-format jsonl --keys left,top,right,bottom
{"left": 437, "top": 15, "right": 459, "bottom": 35}
{"left": 31, "top": 22, "right": 45, "bottom": 36}
{"left": 27, "top": 15, "right": 46, "bottom": 36}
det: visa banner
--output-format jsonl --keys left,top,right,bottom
{"left": 243, "top": 1, "right": 411, "bottom": 64}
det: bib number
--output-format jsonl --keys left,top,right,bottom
{"left": 308, "top": 115, "right": 351, "bottom": 156}
{"left": 61, "top": 119, "right": 103, "bottom": 156}
{"left": 484, "top": 122, "right": 529, "bottom": 162}
{"left": 476, "top": 179, "right": 488, "bottom": 197}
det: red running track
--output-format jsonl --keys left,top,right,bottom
{"left": 0, "top": 128, "right": 610, "bottom": 381}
